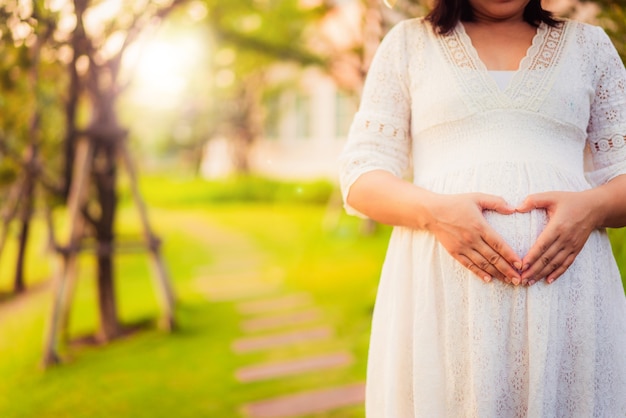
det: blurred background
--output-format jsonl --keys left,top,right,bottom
{"left": 0, "top": 0, "right": 624, "bottom": 417}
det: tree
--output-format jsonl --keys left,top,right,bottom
{"left": 0, "top": 2, "right": 65, "bottom": 294}
{"left": 0, "top": 0, "right": 184, "bottom": 344}
{"left": 198, "top": 0, "right": 332, "bottom": 173}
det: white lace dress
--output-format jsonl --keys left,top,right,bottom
{"left": 339, "top": 18, "right": 626, "bottom": 417}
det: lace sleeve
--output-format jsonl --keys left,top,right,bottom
{"left": 585, "top": 27, "right": 626, "bottom": 186}
{"left": 338, "top": 21, "right": 412, "bottom": 217}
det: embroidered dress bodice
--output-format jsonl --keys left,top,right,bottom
{"left": 339, "top": 18, "right": 626, "bottom": 417}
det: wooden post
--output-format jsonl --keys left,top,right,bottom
{"left": 43, "top": 135, "right": 177, "bottom": 366}
{"left": 42, "top": 138, "right": 92, "bottom": 367}
{"left": 118, "top": 140, "right": 176, "bottom": 331}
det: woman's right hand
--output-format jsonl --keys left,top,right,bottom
{"left": 424, "top": 193, "right": 523, "bottom": 284}
{"left": 346, "top": 171, "right": 522, "bottom": 284}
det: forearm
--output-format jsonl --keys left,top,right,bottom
{"left": 346, "top": 170, "right": 438, "bottom": 230}
{"left": 588, "top": 174, "right": 626, "bottom": 229}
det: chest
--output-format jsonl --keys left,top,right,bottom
{"left": 462, "top": 24, "right": 538, "bottom": 71}
{"left": 406, "top": 21, "right": 595, "bottom": 135}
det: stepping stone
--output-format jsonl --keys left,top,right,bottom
{"left": 232, "top": 326, "right": 333, "bottom": 353}
{"left": 240, "top": 309, "right": 322, "bottom": 333}
{"left": 236, "top": 293, "right": 313, "bottom": 315}
{"left": 198, "top": 281, "right": 282, "bottom": 302}
{"left": 235, "top": 352, "right": 353, "bottom": 383}
{"left": 197, "top": 258, "right": 263, "bottom": 275}
{"left": 242, "top": 382, "right": 366, "bottom": 418}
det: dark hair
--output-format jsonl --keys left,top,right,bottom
{"left": 426, "top": 0, "right": 560, "bottom": 34}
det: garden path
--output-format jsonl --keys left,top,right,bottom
{"left": 185, "top": 216, "right": 365, "bottom": 418}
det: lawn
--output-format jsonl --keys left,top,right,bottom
{"left": 0, "top": 175, "right": 624, "bottom": 418}
{"left": 0, "top": 176, "right": 391, "bottom": 418}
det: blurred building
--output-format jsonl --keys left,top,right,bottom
{"left": 250, "top": 68, "right": 357, "bottom": 180}
{"left": 200, "top": 0, "right": 363, "bottom": 181}
{"left": 199, "top": 68, "right": 357, "bottom": 181}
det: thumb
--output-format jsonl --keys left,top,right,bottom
{"left": 516, "top": 193, "right": 553, "bottom": 213}
{"left": 474, "top": 193, "right": 515, "bottom": 215}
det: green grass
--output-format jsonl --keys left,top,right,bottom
{"left": 0, "top": 174, "right": 624, "bottom": 418}
{"left": 0, "top": 179, "right": 391, "bottom": 417}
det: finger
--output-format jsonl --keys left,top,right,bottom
{"left": 545, "top": 253, "right": 577, "bottom": 284}
{"left": 522, "top": 243, "right": 560, "bottom": 282}
{"left": 532, "top": 246, "right": 570, "bottom": 282}
{"left": 521, "top": 227, "right": 560, "bottom": 277}
{"left": 480, "top": 225, "right": 523, "bottom": 277}
{"left": 516, "top": 193, "right": 554, "bottom": 213}
{"left": 470, "top": 245, "right": 513, "bottom": 284}
{"left": 458, "top": 254, "right": 493, "bottom": 283}
{"left": 475, "top": 193, "right": 515, "bottom": 215}
{"left": 515, "top": 197, "right": 537, "bottom": 214}
{"left": 467, "top": 249, "right": 509, "bottom": 283}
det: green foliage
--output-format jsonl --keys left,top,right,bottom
{"left": 134, "top": 174, "right": 335, "bottom": 206}
{"left": 206, "top": 0, "right": 328, "bottom": 74}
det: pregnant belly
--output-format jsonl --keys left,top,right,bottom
{"left": 483, "top": 209, "right": 549, "bottom": 258}
{"left": 418, "top": 162, "right": 589, "bottom": 257}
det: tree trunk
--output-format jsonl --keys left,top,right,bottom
{"left": 14, "top": 174, "right": 35, "bottom": 294}
{"left": 96, "top": 246, "right": 118, "bottom": 341}
{"left": 14, "top": 216, "right": 30, "bottom": 294}
{"left": 94, "top": 140, "right": 120, "bottom": 341}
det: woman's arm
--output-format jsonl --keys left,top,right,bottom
{"left": 348, "top": 170, "right": 524, "bottom": 284}
{"left": 517, "top": 174, "right": 626, "bottom": 285}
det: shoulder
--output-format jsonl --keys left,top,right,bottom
{"left": 384, "top": 17, "right": 432, "bottom": 41}
{"left": 562, "top": 19, "right": 613, "bottom": 46}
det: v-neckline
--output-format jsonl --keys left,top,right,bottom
{"left": 436, "top": 19, "right": 568, "bottom": 109}
{"left": 454, "top": 21, "right": 547, "bottom": 94}
{"left": 456, "top": 22, "right": 545, "bottom": 73}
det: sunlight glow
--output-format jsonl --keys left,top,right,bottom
{"left": 83, "top": 0, "right": 123, "bottom": 37}
{"left": 124, "top": 34, "right": 204, "bottom": 109}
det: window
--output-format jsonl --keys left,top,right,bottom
{"left": 335, "top": 91, "right": 357, "bottom": 138}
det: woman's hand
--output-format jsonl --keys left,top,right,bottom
{"left": 516, "top": 191, "right": 600, "bottom": 285}
{"left": 426, "top": 193, "right": 523, "bottom": 284}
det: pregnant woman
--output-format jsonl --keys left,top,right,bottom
{"left": 339, "top": 0, "right": 626, "bottom": 416}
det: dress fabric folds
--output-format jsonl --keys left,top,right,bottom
{"left": 339, "top": 18, "right": 626, "bottom": 417}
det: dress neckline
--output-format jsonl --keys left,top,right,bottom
{"left": 436, "top": 20, "right": 568, "bottom": 109}
{"left": 455, "top": 22, "right": 545, "bottom": 74}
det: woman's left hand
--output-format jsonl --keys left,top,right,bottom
{"left": 516, "top": 191, "right": 600, "bottom": 285}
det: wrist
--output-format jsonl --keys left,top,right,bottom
{"left": 412, "top": 189, "right": 444, "bottom": 231}
{"left": 584, "top": 187, "right": 610, "bottom": 229}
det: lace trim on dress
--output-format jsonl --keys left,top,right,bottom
{"left": 524, "top": 24, "right": 564, "bottom": 71}
{"left": 442, "top": 33, "right": 477, "bottom": 70}
{"left": 437, "top": 21, "right": 568, "bottom": 112}
{"left": 359, "top": 119, "right": 408, "bottom": 139}
{"left": 591, "top": 134, "right": 626, "bottom": 153}
{"left": 514, "top": 23, "right": 568, "bottom": 110}
{"left": 437, "top": 26, "right": 502, "bottom": 111}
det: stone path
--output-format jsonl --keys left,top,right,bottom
{"left": 190, "top": 217, "right": 365, "bottom": 417}
{"left": 243, "top": 384, "right": 366, "bottom": 418}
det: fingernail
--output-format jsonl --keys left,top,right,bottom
{"left": 514, "top": 262, "right": 522, "bottom": 270}
{"left": 528, "top": 280, "right": 536, "bottom": 286}
{"left": 522, "top": 264, "right": 529, "bottom": 272}
{"left": 547, "top": 278, "right": 554, "bottom": 284}
{"left": 511, "top": 277, "right": 521, "bottom": 285}
{"left": 483, "top": 275, "right": 492, "bottom": 283}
